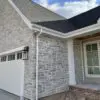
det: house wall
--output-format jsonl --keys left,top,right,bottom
{"left": 0, "top": 1, "right": 70, "bottom": 100}
{"left": 74, "top": 38, "right": 100, "bottom": 85}
{"left": 38, "top": 35, "right": 69, "bottom": 98}
{"left": 83, "top": 37, "right": 100, "bottom": 84}
{"left": 73, "top": 40, "right": 84, "bottom": 84}
{"left": 0, "top": 0, "right": 36, "bottom": 99}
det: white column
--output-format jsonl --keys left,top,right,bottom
{"left": 68, "top": 39, "right": 76, "bottom": 85}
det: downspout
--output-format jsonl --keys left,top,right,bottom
{"left": 36, "top": 28, "right": 42, "bottom": 100}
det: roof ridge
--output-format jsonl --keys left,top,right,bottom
{"left": 69, "top": 5, "right": 100, "bottom": 19}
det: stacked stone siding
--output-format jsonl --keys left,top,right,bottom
{"left": 73, "top": 40, "right": 84, "bottom": 84}
{"left": 38, "top": 35, "right": 69, "bottom": 98}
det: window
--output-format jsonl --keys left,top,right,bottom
{"left": 17, "top": 52, "right": 22, "bottom": 59}
{"left": 84, "top": 42, "right": 100, "bottom": 76}
{"left": 1, "top": 56, "right": 6, "bottom": 62}
{"left": 8, "top": 54, "right": 15, "bottom": 61}
{"left": 0, "top": 47, "right": 29, "bottom": 62}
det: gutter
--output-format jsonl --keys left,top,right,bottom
{"left": 35, "top": 29, "right": 43, "bottom": 100}
{"left": 32, "top": 23, "right": 100, "bottom": 39}
{"left": 32, "top": 23, "right": 64, "bottom": 38}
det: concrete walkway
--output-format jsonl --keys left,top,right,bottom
{"left": 0, "top": 89, "right": 20, "bottom": 100}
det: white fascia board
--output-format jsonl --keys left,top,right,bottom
{"left": 64, "top": 23, "right": 100, "bottom": 38}
{"left": 8, "top": 0, "right": 33, "bottom": 30}
{"left": 0, "top": 46, "right": 26, "bottom": 56}
{"left": 32, "top": 23, "right": 64, "bottom": 38}
{"left": 32, "top": 23, "right": 100, "bottom": 39}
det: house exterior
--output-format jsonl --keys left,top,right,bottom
{"left": 0, "top": 0, "right": 100, "bottom": 100}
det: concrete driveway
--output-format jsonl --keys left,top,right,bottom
{"left": 0, "top": 89, "right": 20, "bottom": 100}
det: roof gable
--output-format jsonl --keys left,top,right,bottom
{"left": 10, "top": 0, "right": 100, "bottom": 34}
{"left": 12, "top": 0, "right": 65, "bottom": 22}
{"left": 35, "top": 6, "right": 100, "bottom": 33}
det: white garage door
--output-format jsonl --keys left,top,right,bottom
{"left": 0, "top": 60, "right": 24, "bottom": 96}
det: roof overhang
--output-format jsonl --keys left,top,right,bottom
{"left": 65, "top": 23, "right": 100, "bottom": 38}
{"left": 32, "top": 23, "right": 100, "bottom": 39}
{"left": 8, "top": 0, "right": 100, "bottom": 39}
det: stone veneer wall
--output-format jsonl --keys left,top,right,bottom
{"left": 0, "top": 0, "right": 36, "bottom": 99}
{"left": 38, "top": 35, "right": 69, "bottom": 98}
{"left": 73, "top": 40, "right": 84, "bottom": 84}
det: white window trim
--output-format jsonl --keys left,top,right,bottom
{"left": 0, "top": 52, "right": 24, "bottom": 62}
{"left": 84, "top": 40, "right": 100, "bottom": 77}
{"left": 0, "top": 46, "right": 29, "bottom": 62}
{"left": 0, "top": 47, "right": 28, "bottom": 62}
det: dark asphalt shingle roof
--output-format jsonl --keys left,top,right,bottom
{"left": 69, "top": 6, "right": 100, "bottom": 29}
{"left": 34, "top": 20, "right": 76, "bottom": 33}
{"left": 35, "top": 6, "right": 100, "bottom": 33}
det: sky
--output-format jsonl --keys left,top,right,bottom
{"left": 32, "top": 0, "right": 100, "bottom": 19}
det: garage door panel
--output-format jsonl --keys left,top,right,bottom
{"left": 0, "top": 60, "right": 24, "bottom": 96}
